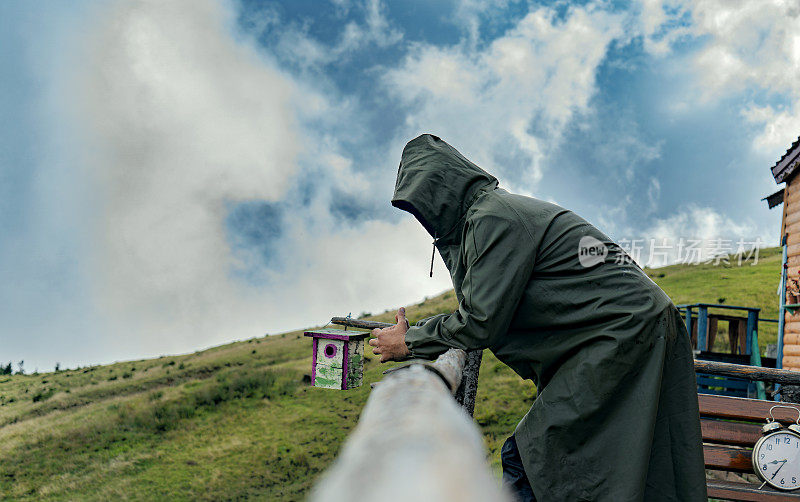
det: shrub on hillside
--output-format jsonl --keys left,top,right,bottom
{"left": 32, "top": 388, "right": 56, "bottom": 403}
{"left": 117, "top": 400, "right": 196, "bottom": 432}
{"left": 114, "top": 369, "right": 297, "bottom": 433}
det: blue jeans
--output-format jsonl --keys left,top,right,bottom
{"left": 501, "top": 435, "right": 536, "bottom": 502}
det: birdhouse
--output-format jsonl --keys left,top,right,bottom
{"left": 304, "top": 328, "right": 369, "bottom": 390}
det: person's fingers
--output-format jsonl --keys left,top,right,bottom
{"left": 380, "top": 353, "right": 389, "bottom": 363}
{"left": 372, "top": 345, "right": 382, "bottom": 354}
{"left": 368, "top": 338, "right": 378, "bottom": 347}
{"left": 396, "top": 307, "right": 407, "bottom": 325}
{"left": 371, "top": 328, "right": 381, "bottom": 337}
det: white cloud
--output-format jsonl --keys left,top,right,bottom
{"left": 76, "top": 0, "right": 304, "bottom": 354}
{"left": 636, "top": 0, "right": 692, "bottom": 55}
{"left": 690, "top": 1, "right": 800, "bottom": 97}
{"left": 452, "top": 0, "right": 519, "bottom": 48}
{"left": 690, "top": 0, "right": 800, "bottom": 155}
{"left": 743, "top": 104, "right": 800, "bottom": 154}
{"left": 330, "top": 0, "right": 352, "bottom": 17}
{"left": 637, "top": 205, "right": 768, "bottom": 267}
{"left": 593, "top": 194, "right": 772, "bottom": 268}
{"left": 383, "top": 4, "right": 624, "bottom": 189}
{"left": 647, "top": 177, "right": 661, "bottom": 213}
{"left": 64, "top": 0, "right": 445, "bottom": 363}
{"left": 588, "top": 109, "right": 663, "bottom": 182}
{"left": 268, "top": 216, "right": 453, "bottom": 323}
{"left": 636, "top": 1, "right": 800, "bottom": 155}
{"left": 274, "top": 0, "right": 401, "bottom": 69}
{"left": 645, "top": 205, "right": 755, "bottom": 242}
{"left": 339, "top": 0, "right": 402, "bottom": 51}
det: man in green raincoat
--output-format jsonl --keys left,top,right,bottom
{"left": 369, "top": 134, "right": 706, "bottom": 501}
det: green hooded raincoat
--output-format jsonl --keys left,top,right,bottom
{"left": 392, "top": 134, "right": 706, "bottom": 501}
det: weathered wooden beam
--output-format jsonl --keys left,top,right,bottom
{"left": 707, "top": 480, "right": 800, "bottom": 501}
{"left": 330, "top": 317, "right": 392, "bottom": 330}
{"left": 331, "top": 316, "right": 483, "bottom": 416}
{"left": 310, "top": 349, "right": 509, "bottom": 502}
{"left": 695, "top": 359, "right": 800, "bottom": 385}
{"left": 703, "top": 444, "right": 752, "bottom": 472}
{"left": 699, "top": 394, "right": 800, "bottom": 423}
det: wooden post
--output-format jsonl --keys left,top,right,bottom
{"left": 779, "top": 238, "right": 788, "bottom": 371}
{"left": 684, "top": 306, "right": 692, "bottom": 333}
{"left": 697, "top": 305, "right": 708, "bottom": 352}
{"left": 745, "top": 310, "right": 758, "bottom": 356}
{"left": 707, "top": 316, "right": 718, "bottom": 351}
{"left": 736, "top": 319, "right": 747, "bottom": 355}
{"left": 454, "top": 350, "right": 483, "bottom": 417}
{"left": 750, "top": 333, "right": 767, "bottom": 400}
{"left": 310, "top": 349, "right": 509, "bottom": 502}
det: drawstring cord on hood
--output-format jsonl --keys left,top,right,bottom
{"left": 430, "top": 232, "right": 437, "bottom": 278}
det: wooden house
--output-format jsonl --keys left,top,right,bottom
{"left": 766, "top": 135, "right": 800, "bottom": 371}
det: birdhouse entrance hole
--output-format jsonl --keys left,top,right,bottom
{"left": 324, "top": 344, "right": 337, "bottom": 358}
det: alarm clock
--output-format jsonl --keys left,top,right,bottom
{"left": 753, "top": 405, "right": 800, "bottom": 491}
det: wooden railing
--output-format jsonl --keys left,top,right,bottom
{"left": 309, "top": 344, "right": 507, "bottom": 502}
{"left": 694, "top": 359, "right": 800, "bottom": 386}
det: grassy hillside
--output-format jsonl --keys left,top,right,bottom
{"left": 0, "top": 247, "right": 782, "bottom": 500}
{"left": 645, "top": 246, "right": 782, "bottom": 347}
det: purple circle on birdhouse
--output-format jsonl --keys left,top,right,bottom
{"left": 324, "top": 343, "right": 337, "bottom": 358}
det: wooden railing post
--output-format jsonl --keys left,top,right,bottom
{"left": 697, "top": 305, "right": 708, "bottom": 352}
{"left": 455, "top": 350, "right": 482, "bottom": 416}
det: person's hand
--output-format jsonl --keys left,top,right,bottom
{"left": 369, "top": 307, "right": 411, "bottom": 363}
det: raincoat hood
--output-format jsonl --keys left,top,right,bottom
{"left": 392, "top": 134, "right": 498, "bottom": 240}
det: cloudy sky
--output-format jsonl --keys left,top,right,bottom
{"left": 2, "top": 0, "right": 799, "bottom": 371}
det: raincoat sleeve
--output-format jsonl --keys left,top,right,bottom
{"left": 404, "top": 210, "right": 537, "bottom": 359}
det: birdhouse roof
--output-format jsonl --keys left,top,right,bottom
{"left": 304, "top": 328, "right": 370, "bottom": 341}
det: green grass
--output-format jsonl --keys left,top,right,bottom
{"left": 0, "top": 247, "right": 782, "bottom": 500}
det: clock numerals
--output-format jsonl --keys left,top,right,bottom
{"left": 756, "top": 432, "right": 800, "bottom": 490}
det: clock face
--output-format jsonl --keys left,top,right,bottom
{"left": 754, "top": 431, "right": 800, "bottom": 490}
